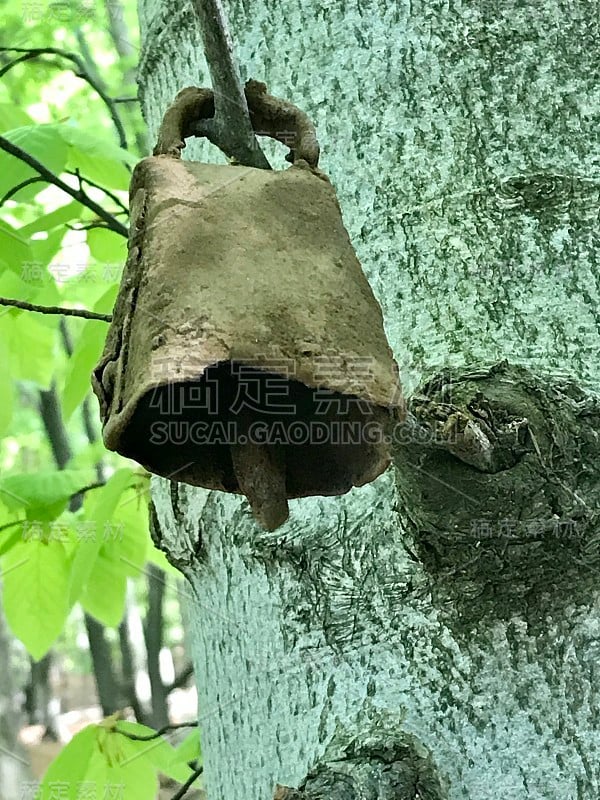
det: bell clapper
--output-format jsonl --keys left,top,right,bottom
{"left": 230, "top": 411, "right": 289, "bottom": 531}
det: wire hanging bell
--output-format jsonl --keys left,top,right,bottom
{"left": 92, "top": 81, "right": 404, "bottom": 531}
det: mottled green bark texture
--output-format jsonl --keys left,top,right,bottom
{"left": 137, "top": 1, "right": 600, "bottom": 797}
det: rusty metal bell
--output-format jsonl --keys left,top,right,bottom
{"left": 92, "top": 82, "right": 404, "bottom": 530}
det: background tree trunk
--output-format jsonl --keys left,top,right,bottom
{"left": 0, "top": 599, "right": 32, "bottom": 799}
{"left": 143, "top": 563, "right": 170, "bottom": 730}
{"left": 83, "top": 614, "right": 123, "bottom": 717}
{"left": 137, "top": 1, "right": 600, "bottom": 797}
{"left": 23, "top": 652, "right": 59, "bottom": 740}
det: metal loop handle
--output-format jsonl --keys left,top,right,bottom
{"left": 153, "top": 80, "right": 320, "bottom": 168}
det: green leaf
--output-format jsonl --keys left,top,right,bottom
{"left": 68, "top": 440, "right": 109, "bottom": 471}
{"left": 0, "top": 470, "right": 93, "bottom": 521}
{"left": 6, "top": 313, "right": 57, "bottom": 386}
{"left": 59, "top": 274, "right": 120, "bottom": 320}
{"left": 2, "top": 313, "right": 57, "bottom": 386}
{"left": 68, "top": 468, "right": 134, "bottom": 605}
{"left": 0, "top": 522, "right": 24, "bottom": 558}
{"left": 19, "top": 201, "right": 83, "bottom": 236}
{"left": 0, "top": 103, "right": 34, "bottom": 133}
{"left": 107, "top": 489, "right": 149, "bottom": 577}
{"left": 0, "top": 271, "right": 58, "bottom": 386}
{"left": 61, "top": 283, "right": 119, "bottom": 418}
{"left": 79, "top": 485, "right": 151, "bottom": 624}
{"left": 0, "top": 502, "right": 24, "bottom": 557}
{"left": 146, "top": 543, "right": 183, "bottom": 577}
{"left": 0, "top": 124, "right": 69, "bottom": 201}
{"left": 30, "top": 227, "right": 67, "bottom": 268}
{"left": 0, "top": 268, "right": 29, "bottom": 295}
{"left": 80, "top": 550, "right": 127, "bottom": 627}
{"left": 114, "top": 721, "right": 196, "bottom": 784}
{"left": 59, "top": 122, "right": 136, "bottom": 190}
{"left": 87, "top": 737, "right": 159, "bottom": 800}
{"left": 25, "top": 279, "right": 62, "bottom": 325}
{"left": 0, "top": 337, "right": 14, "bottom": 436}
{"left": 61, "top": 319, "right": 108, "bottom": 419}
{"left": 0, "top": 220, "right": 34, "bottom": 275}
{"left": 59, "top": 122, "right": 138, "bottom": 167}
{"left": 36, "top": 719, "right": 198, "bottom": 800}
{"left": 36, "top": 725, "right": 98, "bottom": 800}
{"left": 87, "top": 227, "right": 127, "bottom": 264}
{"left": 93, "top": 282, "right": 120, "bottom": 314}
{"left": 3, "top": 538, "right": 70, "bottom": 659}
{"left": 0, "top": 227, "right": 60, "bottom": 298}
{"left": 39, "top": 720, "right": 158, "bottom": 800}
{"left": 171, "top": 728, "right": 201, "bottom": 767}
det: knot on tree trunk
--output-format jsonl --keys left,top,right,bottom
{"left": 274, "top": 736, "right": 447, "bottom": 800}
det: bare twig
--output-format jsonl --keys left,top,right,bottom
{"left": 72, "top": 482, "right": 105, "bottom": 497}
{"left": 165, "top": 662, "right": 194, "bottom": 693}
{"left": 0, "top": 135, "right": 128, "bottom": 237}
{"left": 66, "top": 222, "right": 126, "bottom": 234}
{"left": 0, "top": 47, "right": 129, "bottom": 152}
{"left": 70, "top": 169, "right": 129, "bottom": 215}
{"left": 0, "top": 176, "right": 46, "bottom": 206}
{"left": 0, "top": 520, "right": 23, "bottom": 535}
{"left": 170, "top": 765, "right": 204, "bottom": 800}
{"left": 189, "top": 0, "right": 269, "bottom": 168}
{"left": 73, "top": 28, "right": 105, "bottom": 88}
{"left": 0, "top": 297, "right": 112, "bottom": 322}
{"left": 116, "top": 720, "right": 198, "bottom": 742}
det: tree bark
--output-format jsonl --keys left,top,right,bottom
{"left": 137, "top": 1, "right": 600, "bottom": 797}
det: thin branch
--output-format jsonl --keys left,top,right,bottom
{"left": 73, "top": 27, "right": 105, "bottom": 90}
{"left": 66, "top": 222, "right": 126, "bottom": 234}
{"left": 113, "top": 96, "right": 139, "bottom": 103}
{"left": 0, "top": 176, "right": 46, "bottom": 206}
{"left": 0, "top": 135, "right": 128, "bottom": 237}
{"left": 70, "top": 169, "right": 129, "bottom": 215}
{"left": 0, "top": 297, "right": 112, "bottom": 322}
{"left": 71, "top": 482, "right": 105, "bottom": 498}
{"left": 0, "top": 51, "right": 41, "bottom": 75}
{"left": 165, "top": 662, "right": 194, "bottom": 693}
{"left": 0, "top": 520, "right": 23, "bottom": 535}
{"left": 189, "top": 0, "right": 269, "bottom": 168}
{"left": 116, "top": 721, "right": 198, "bottom": 742}
{"left": 0, "top": 47, "right": 129, "bottom": 151}
{"left": 170, "top": 765, "right": 203, "bottom": 800}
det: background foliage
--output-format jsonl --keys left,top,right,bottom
{"left": 0, "top": 0, "right": 202, "bottom": 795}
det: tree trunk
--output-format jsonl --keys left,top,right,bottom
{"left": 23, "top": 653, "right": 60, "bottom": 741}
{"left": 137, "top": 1, "right": 600, "bottom": 797}
{"left": 0, "top": 597, "right": 32, "bottom": 799}
{"left": 143, "top": 563, "right": 170, "bottom": 730}
{"left": 84, "top": 614, "right": 124, "bottom": 716}
{"left": 118, "top": 588, "right": 161, "bottom": 725}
